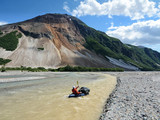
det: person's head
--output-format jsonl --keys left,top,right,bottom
{"left": 73, "top": 86, "right": 75, "bottom": 89}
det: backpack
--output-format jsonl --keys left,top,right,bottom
{"left": 78, "top": 87, "right": 90, "bottom": 95}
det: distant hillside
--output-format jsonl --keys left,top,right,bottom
{"left": 71, "top": 17, "right": 160, "bottom": 70}
{"left": 0, "top": 13, "right": 160, "bottom": 70}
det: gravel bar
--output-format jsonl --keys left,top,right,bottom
{"left": 100, "top": 72, "right": 160, "bottom": 120}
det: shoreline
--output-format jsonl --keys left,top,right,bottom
{"left": 99, "top": 72, "right": 160, "bottom": 120}
{"left": 99, "top": 77, "right": 121, "bottom": 120}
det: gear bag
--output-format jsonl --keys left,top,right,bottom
{"left": 78, "top": 87, "right": 90, "bottom": 95}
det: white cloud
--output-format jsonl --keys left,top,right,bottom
{"left": 69, "top": 0, "right": 159, "bottom": 20}
{"left": 0, "top": 21, "right": 8, "bottom": 26}
{"left": 108, "top": 22, "right": 119, "bottom": 30}
{"left": 63, "top": 2, "right": 70, "bottom": 13}
{"left": 106, "top": 19, "right": 160, "bottom": 50}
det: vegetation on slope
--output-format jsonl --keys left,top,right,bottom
{"left": 0, "top": 58, "right": 11, "bottom": 65}
{"left": 71, "top": 17, "right": 160, "bottom": 70}
{"left": 0, "top": 30, "right": 3, "bottom": 35}
{"left": 143, "top": 48, "right": 160, "bottom": 64}
{"left": 0, "top": 31, "right": 22, "bottom": 51}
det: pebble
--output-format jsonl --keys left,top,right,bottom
{"left": 99, "top": 72, "right": 160, "bottom": 120}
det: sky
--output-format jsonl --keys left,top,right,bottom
{"left": 1, "top": 0, "right": 160, "bottom": 52}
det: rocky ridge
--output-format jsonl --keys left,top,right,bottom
{"left": 0, "top": 14, "right": 160, "bottom": 70}
{"left": 0, "top": 14, "right": 114, "bottom": 68}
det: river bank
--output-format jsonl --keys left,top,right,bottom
{"left": 100, "top": 72, "right": 160, "bottom": 120}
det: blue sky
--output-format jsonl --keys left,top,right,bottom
{"left": 1, "top": 0, "right": 160, "bottom": 52}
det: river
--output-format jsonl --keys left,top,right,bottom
{"left": 0, "top": 72, "right": 116, "bottom": 120}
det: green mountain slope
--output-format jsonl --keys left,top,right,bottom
{"left": 71, "top": 16, "right": 160, "bottom": 70}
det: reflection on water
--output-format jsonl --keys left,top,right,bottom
{"left": 0, "top": 72, "right": 116, "bottom": 120}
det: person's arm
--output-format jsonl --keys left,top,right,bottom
{"left": 76, "top": 86, "right": 79, "bottom": 89}
{"left": 75, "top": 88, "right": 81, "bottom": 94}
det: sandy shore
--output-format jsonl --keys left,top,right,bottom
{"left": 100, "top": 72, "right": 160, "bottom": 120}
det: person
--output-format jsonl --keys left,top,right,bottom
{"left": 72, "top": 86, "right": 81, "bottom": 95}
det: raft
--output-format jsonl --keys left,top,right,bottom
{"left": 68, "top": 93, "right": 86, "bottom": 98}
{"left": 68, "top": 87, "right": 90, "bottom": 98}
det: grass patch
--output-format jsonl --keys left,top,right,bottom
{"left": 0, "top": 31, "right": 22, "bottom": 51}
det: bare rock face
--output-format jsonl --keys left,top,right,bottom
{"left": 0, "top": 14, "right": 114, "bottom": 68}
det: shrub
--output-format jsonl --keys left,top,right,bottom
{"left": 0, "top": 31, "right": 22, "bottom": 51}
{"left": 37, "top": 48, "right": 44, "bottom": 51}
{"left": 3, "top": 66, "right": 124, "bottom": 72}
{"left": 56, "top": 65, "right": 124, "bottom": 72}
{"left": 1, "top": 66, "right": 6, "bottom": 72}
{"left": 0, "top": 58, "right": 11, "bottom": 65}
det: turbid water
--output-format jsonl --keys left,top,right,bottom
{"left": 0, "top": 72, "right": 116, "bottom": 120}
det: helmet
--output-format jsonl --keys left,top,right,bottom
{"left": 73, "top": 86, "right": 75, "bottom": 88}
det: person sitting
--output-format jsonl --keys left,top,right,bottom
{"left": 72, "top": 86, "right": 81, "bottom": 95}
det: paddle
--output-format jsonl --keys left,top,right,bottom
{"left": 77, "top": 80, "right": 83, "bottom": 97}
{"left": 77, "top": 81, "right": 79, "bottom": 86}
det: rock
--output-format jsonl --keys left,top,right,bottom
{"left": 99, "top": 72, "right": 160, "bottom": 120}
{"left": 141, "top": 114, "right": 148, "bottom": 120}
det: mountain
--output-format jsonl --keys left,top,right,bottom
{"left": 0, "top": 13, "right": 160, "bottom": 70}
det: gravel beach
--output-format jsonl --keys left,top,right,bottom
{"left": 100, "top": 72, "right": 160, "bottom": 120}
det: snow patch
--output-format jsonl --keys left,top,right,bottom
{"left": 106, "top": 56, "right": 139, "bottom": 70}
{"left": 156, "top": 63, "right": 160, "bottom": 67}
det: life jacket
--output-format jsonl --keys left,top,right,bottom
{"left": 72, "top": 88, "right": 80, "bottom": 94}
